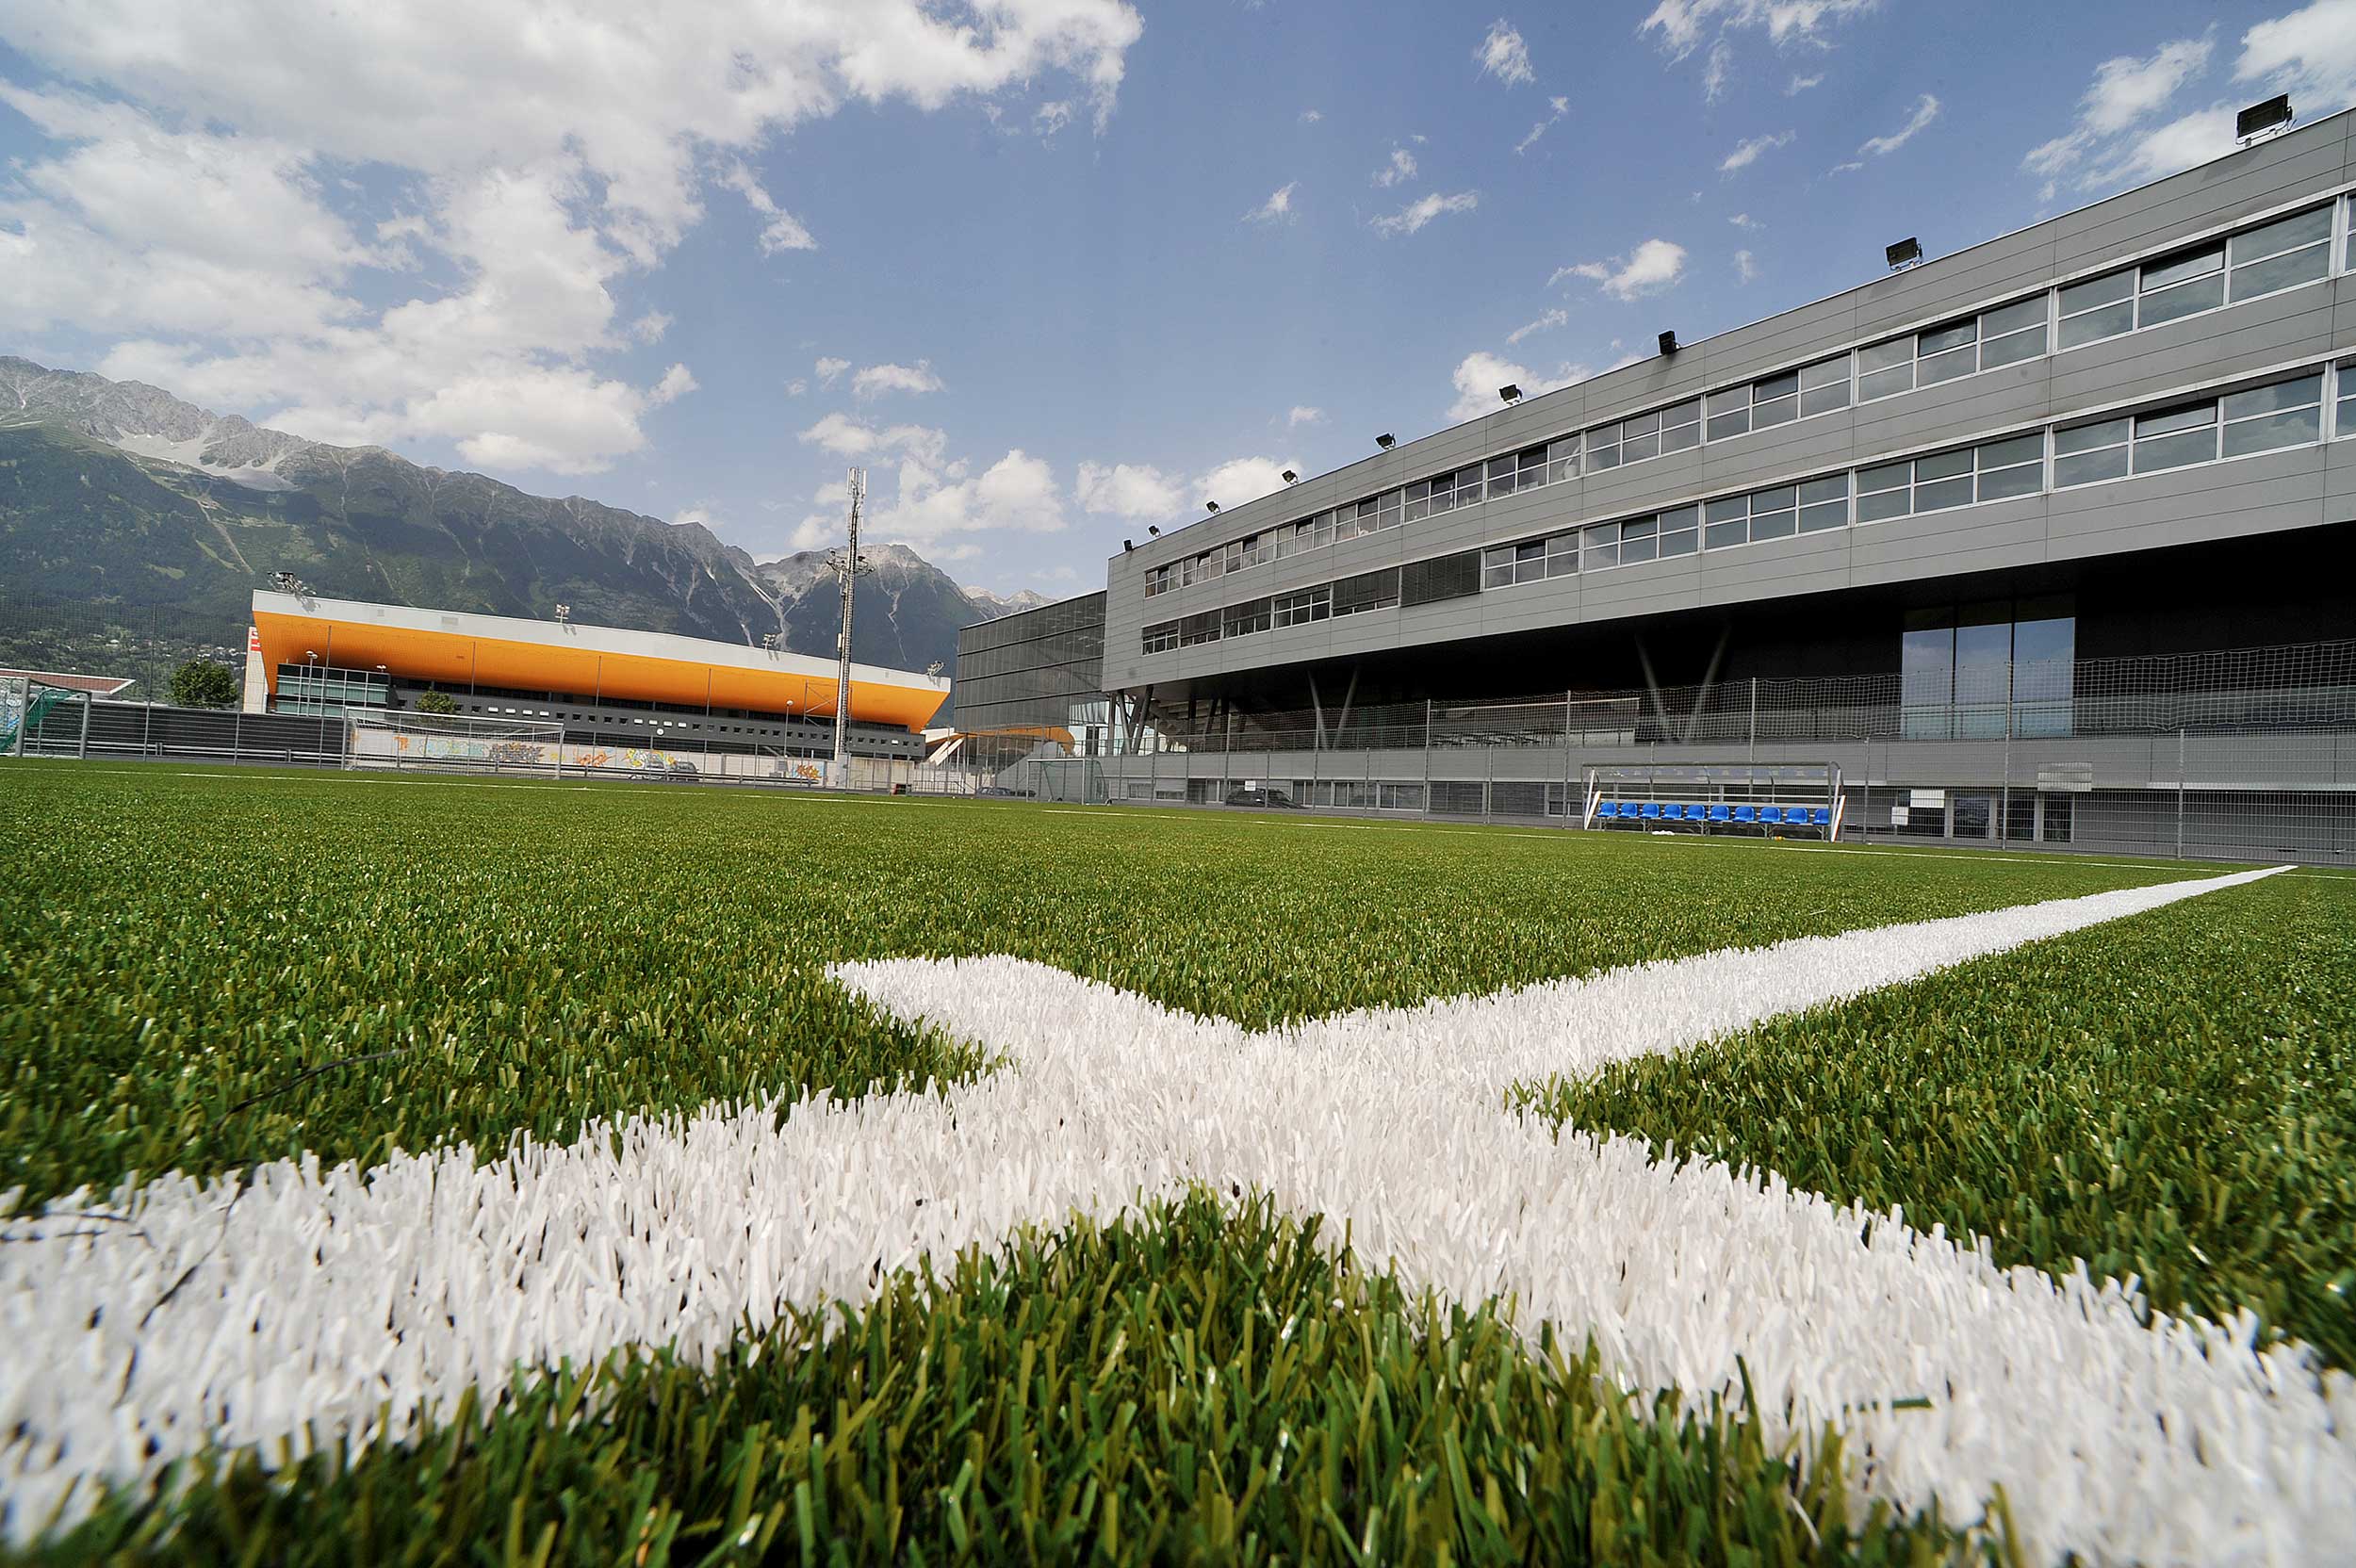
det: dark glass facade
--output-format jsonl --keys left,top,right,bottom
{"left": 954, "top": 592, "right": 1108, "bottom": 737}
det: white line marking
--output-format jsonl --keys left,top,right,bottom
{"left": 3, "top": 867, "right": 2342, "bottom": 1563}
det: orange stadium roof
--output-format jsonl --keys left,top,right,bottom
{"left": 252, "top": 591, "right": 948, "bottom": 731}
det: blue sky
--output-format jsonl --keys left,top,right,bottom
{"left": 3, "top": 1, "right": 2352, "bottom": 597}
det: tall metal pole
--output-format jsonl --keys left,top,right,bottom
{"left": 830, "top": 467, "right": 866, "bottom": 780}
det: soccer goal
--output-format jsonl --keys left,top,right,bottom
{"left": 347, "top": 710, "right": 565, "bottom": 777}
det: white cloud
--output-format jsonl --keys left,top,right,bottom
{"left": 1197, "top": 455, "right": 1296, "bottom": 509}
{"left": 1373, "top": 146, "right": 1417, "bottom": 188}
{"left": 628, "top": 311, "right": 672, "bottom": 344}
{"left": 1033, "top": 101, "right": 1074, "bottom": 139}
{"left": 1074, "top": 461, "right": 1186, "bottom": 519}
{"left": 1640, "top": 1, "right": 1878, "bottom": 100}
{"left": 1448, "top": 351, "right": 1583, "bottom": 423}
{"left": 716, "top": 160, "right": 816, "bottom": 255}
{"left": 0, "top": 1, "right": 1145, "bottom": 478}
{"left": 1828, "top": 159, "right": 1864, "bottom": 174}
{"left": 1702, "top": 41, "right": 1733, "bottom": 102}
{"left": 850, "top": 360, "right": 945, "bottom": 400}
{"left": 1514, "top": 95, "right": 1570, "bottom": 155}
{"left": 1857, "top": 93, "right": 1939, "bottom": 156}
{"left": 1787, "top": 72, "right": 1825, "bottom": 94}
{"left": 1300, "top": 107, "right": 1323, "bottom": 123}
{"left": 1720, "top": 129, "right": 1794, "bottom": 173}
{"left": 1475, "top": 20, "right": 1536, "bottom": 87}
{"left": 1245, "top": 181, "right": 1300, "bottom": 223}
{"left": 1554, "top": 237, "right": 1687, "bottom": 301}
{"left": 1371, "top": 190, "right": 1480, "bottom": 237}
{"left": 786, "top": 379, "right": 809, "bottom": 397}
{"left": 2238, "top": 0, "right": 2356, "bottom": 103}
{"left": 877, "top": 449, "right": 1066, "bottom": 540}
{"left": 1734, "top": 249, "right": 1758, "bottom": 284}
{"left": 1505, "top": 307, "right": 1567, "bottom": 345}
{"left": 2023, "top": 36, "right": 2214, "bottom": 184}
{"left": 1728, "top": 211, "right": 1760, "bottom": 229}
{"left": 797, "top": 413, "right": 948, "bottom": 466}
{"left": 1286, "top": 405, "right": 1326, "bottom": 427}
{"left": 814, "top": 357, "right": 851, "bottom": 386}
{"left": 648, "top": 363, "right": 697, "bottom": 405}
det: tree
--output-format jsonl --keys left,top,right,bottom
{"left": 414, "top": 690, "right": 458, "bottom": 715}
{"left": 169, "top": 659, "right": 238, "bottom": 710}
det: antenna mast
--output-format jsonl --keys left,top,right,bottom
{"left": 829, "top": 467, "right": 866, "bottom": 779}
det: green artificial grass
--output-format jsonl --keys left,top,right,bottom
{"left": 15, "top": 1194, "right": 1994, "bottom": 1567}
{"left": 1521, "top": 870, "right": 2356, "bottom": 1369}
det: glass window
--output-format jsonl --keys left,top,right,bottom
{"left": 1546, "top": 531, "right": 1579, "bottom": 576}
{"left": 1661, "top": 398, "right": 1703, "bottom": 452}
{"left": 1857, "top": 459, "right": 1913, "bottom": 521}
{"left": 1516, "top": 445, "right": 1549, "bottom": 485}
{"left": 1620, "top": 409, "right": 1662, "bottom": 463}
{"left": 1583, "top": 520, "right": 1619, "bottom": 568}
{"left": 1704, "top": 495, "right": 1748, "bottom": 550}
{"left": 1798, "top": 474, "right": 1849, "bottom": 531}
{"left": 1618, "top": 514, "right": 1659, "bottom": 564}
{"left": 1507, "top": 540, "right": 1542, "bottom": 582}
{"left": 1481, "top": 547, "right": 1515, "bottom": 590}
{"left": 1403, "top": 482, "right": 1430, "bottom": 522}
{"left": 1547, "top": 436, "right": 1581, "bottom": 483}
{"left": 1901, "top": 619, "right": 1955, "bottom": 737}
{"left": 2132, "top": 399, "right": 2218, "bottom": 472}
{"left": 2220, "top": 371, "right": 2324, "bottom": 457}
{"left": 2137, "top": 242, "right": 2225, "bottom": 326}
{"left": 1376, "top": 489, "right": 1403, "bottom": 529}
{"left": 2230, "top": 206, "right": 2333, "bottom": 301}
{"left": 1586, "top": 425, "right": 1622, "bottom": 471}
{"left": 2053, "top": 416, "right": 2130, "bottom": 487}
{"left": 1485, "top": 455, "right": 1518, "bottom": 497}
{"left": 1914, "top": 448, "right": 1975, "bottom": 511}
{"left": 1798, "top": 354, "right": 1851, "bottom": 416}
{"left": 1979, "top": 296, "right": 2048, "bottom": 368}
{"left": 1657, "top": 504, "right": 1700, "bottom": 556}
{"left": 1748, "top": 484, "right": 1797, "bottom": 540}
{"left": 1705, "top": 385, "right": 1751, "bottom": 440}
{"left": 1857, "top": 336, "right": 1914, "bottom": 400}
{"left": 1427, "top": 470, "right": 1456, "bottom": 514}
{"left": 2057, "top": 269, "right": 2135, "bottom": 348}
{"left": 2337, "top": 360, "right": 2356, "bottom": 440}
{"left": 1333, "top": 507, "right": 1363, "bottom": 542}
{"left": 1975, "top": 433, "right": 2044, "bottom": 501}
{"left": 1917, "top": 318, "right": 1978, "bottom": 384}
{"left": 1751, "top": 371, "right": 1800, "bottom": 428}
{"left": 1452, "top": 469, "right": 1485, "bottom": 506}
{"left": 1224, "top": 597, "right": 1270, "bottom": 637}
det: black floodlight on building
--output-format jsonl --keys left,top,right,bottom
{"left": 1148, "top": 525, "right": 1161, "bottom": 535}
{"left": 1123, "top": 539, "right": 1135, "bottom": 551}
{"left": 1204, "top": 500, "right": 1220, "bottom": 514}
{"left": 1376, "top": 433, "right": 1395, "bottom": 449}
{"left": 2236, "top": 94, "right": 2293, "bottom": 141}
{"left": 1886, "top": 237, "right": 1923, "bottom": 270}
{"left": 1658, "top": 330, "right": 1678, "bottom": 355}
{"left": 1497, "top": 384, "right": 1522, "bottom": 405}
{"left": 1282, "top": 469, "right": 1299, "bottom": 483}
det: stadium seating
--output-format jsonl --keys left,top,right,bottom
{"left": 1584, "top": 795, "right": 1836, "bottom": 835}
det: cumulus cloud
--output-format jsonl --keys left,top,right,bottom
{"left": 1640, "top": 1, "right": 1878, "bottom": 99}
{"left": 1074, "top": 461, "right": 1186, "bottom": 519}
{"left": 1373, "top": 146, "right": 1417, "bottom": 188}
{"left": 1734, "top": 249, "right": 1758, "bottom": 284}
{"left": 797, "top": 413, "right": 947, "bottom": 466}
{"left": 1505, "top": 307, "right": 1568, "bottom": 345}
{"left": 1197, "top": 455, "right": 1296, "bottom": 509}
{"left": 1300, "top": 107, "right": 1324, "bottom": 123}
{"left": 1514, "top": 96, "right": 1571, "bottom": 155}
{"left": 1448, "top": 351, "right": 1583, "bottom": 423}
{"left": 1720, "top": 129, "right": 1794, "bottom": 173}
{"left": 1554, "top": 237, "right": 1688, "bottom": 300}
{"left": 648, "top": 364, "right": 697, "bottom": 405}
{"left": 0, "top": 1, "right": 1146, "bottom": 478}
{"left": 877, "top": 449, "right": 1065, "bottom": 540}
{"left": 1476, "top": 20, "right": 1536, "bottom": 86}
{"left": 1857, "top": 93, "right": 1940, "bottom": 156}
{"left": 1372, "top": 190, "right": 1480, "bottom": 237}
{"left": 628, "top": 311, "right": 672, "bottom": 344}
{"left": 1286, "top": 405, "right": 1325, "bottom": 427}
{"left": 1245, "top": 182, "right": 1300, "bottom": 223}
{"left": 2239, "top": 0, "right": 2356, "bottom": 102}
{"left": 851, "top": 360, "right": 944, "bottom": 400}
{"left": 1728, "top": 211, "right": 1760, "bottom": 229}
{"left": 785, "top": 379, "right": 809, "bottom": 397}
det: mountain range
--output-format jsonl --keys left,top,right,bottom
{"left": 0, "top": 355, "right": 1057, "bottom": 697}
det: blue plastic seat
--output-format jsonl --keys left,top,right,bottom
{"left": 1640, "top": 802, "right": 1662, "bottom": 821}
{"left": 1758, "top": 806, "right": 1784, "bottom": 825}
{"left": 1810, "top": 807, "right": 1832, "bottom": 826}
{"left": 1595, "top": 800, "right": 1619, "bottom": 820}
{"left": 1676, "top": 803, "right": 1701, "bottom": 822}
{"left": 1708, "top": 804, "right": 1732, "bottom": 823}
{"left": 1733, "top": 805, "right": 1758, "bottom": 825}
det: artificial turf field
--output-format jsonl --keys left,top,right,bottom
{"left": 2, "top": 762, "right": 2351, "bottom": 1564}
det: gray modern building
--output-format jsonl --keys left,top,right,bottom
{"left": 959, "top": 105, "right": 2356, "bottom": 858}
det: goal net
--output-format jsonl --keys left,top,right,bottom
{"left": 347, "top": 710, "right": 565, "bottom": 777}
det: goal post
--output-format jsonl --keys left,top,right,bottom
{"left": 346, "top": 710, "right": 565, "bottom": 777}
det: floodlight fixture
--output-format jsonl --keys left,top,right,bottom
{"left": 1148, "top": 525, "right": 1161, "bottom": 535}
{"left": 1376, "top": 433, "right": 1395, "bottom": 449}
{"left": 1123, "top": 539, "right": 1135, "bottom": 551}
{"left": 1886, "top": 237, "right": 1922, "bottom": 270}
{"left": 1658, "top": 330, "right": 1678, "bottom": 355}
{"left": 2236, "top": 94, "right": 2292, "bottom": 141}
{"left": 553, "top": 602, "right": 570, "bottom": 623}
{"left": 1281, "top": 469, "right": 1298, "bottom": 483}
{"left": 1204, "top": 500, "right": 1220, "bottom": 514}
{"left": 1497, "top": 384, "right": 1522, "bottom": 405}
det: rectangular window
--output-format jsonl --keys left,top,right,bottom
{"left": 1403, "top": 482, "right": 1430, "bottom": 523}
{"left": 1453, "top": 468, "right": 1486, "bottom": 507}
{"left": 1916, "top": 317, "right": 1979, "bottom": 385}
{"left": 2218, "top": 372, "right": 2324, "bottom": 456}
{"left": 1703, "top": 494, "right": 1749, "bottom": 550}
{"left": 1857, "top": 458, "right": 1912, "bottom": 521}
{"left": 1798, "top": 473, "right": 1849, "bottom": 531}
{"left": 1223, "top": 597, "right": 1271, "bottom": 637}
{"left": 2136, "top": 240, "right": 2226, "bottom": 327}
{"left": 1273, "top": 585, "right": 1333, "bottom": 627}
{"left": 1481, "top": 546, "right": 1515, "bottom": 590}
{"left": 1145, "top": 564, "right": 1171, "bottom": 596}
{"left": 1797, "top": 354, "right": 1851, "bottom": 416}
{"left": 2337, "top": 360, "right": 2356, "bottom": 440}
{"left": 2133, "top": 399, "right": 2218, "bottom": 472}
{"left": 1333, "top": 505, "right": 1365, "bottom": 542}
{"left": 1375, "top": 488, "right": 1403, "bottom": 529}
{"left": 2228, "top": 206, "right": 2331, "bottom": 302}
{"left": 1548, "top": 435, "right": 1581, "bottom": 482}
{"left": 1177, "top": 611, "right": 1221, "bottom": 647}
{"left": 1857, "top": 335, "right": 1914, "bottom": 400}
{"left": 1974, "top": 433, "right": 2045, "bottom": 501}
{"left": 1546, "top": 530, "right": 1579, "bottom": 576}
{"left": 1657, "top": 504, "right": 1700, "bottom": 556}
{"left": 1379, "top": 782, "right": 1424, "bottom": 811}
{"left": 1583, "top": 519, "right": 1619, "bottom": 569}
{"left": 1620, "top": 409, "right": 1663, "bottom": 463}
{"left": 1748, "top": 483, "right": 1798, "bottom": 540}
{"left": 1141, "top": 621, "right": 1178, "bottom": 654}
{"left": 1331, "top": 567, "right": 1400, "bottom": 615}
{"left": 1978, "top": 296, "right": 2048, "bottom": 369}
{"left": 2057, "top": 268, "right": 2135, "bottom": 348}
{"left": 1750, "top": 371, "right": 1800, "bottom": 429}
{"left": 1704, "top": 385, "right": 1751, "bottom": 441}
{"left": 1428, "top": 469, "right": 1458, "bottom": 515}
{"left": 1513, "top": 539, "right": 1546, "bottom": 583}
{"left": 1913, "top": 448, "right": 1975, "bottom": 512}
{"left": 1586, "top": 424, "right": 1621, "bottom": 471}
{"left": 1661, "top": 398, "right": 1702, "bottom": 452}
{"left": 1516, "top": 444, "right": 1549, "bottom": 487}
{"left": 1485, "top": 454, "right": 1518, "bottom": 498}
{"left": 1618, "top": 514, "right": 1658, "bottom": 564}
{"left": 2053, "top": 416, "right": 2130, "bottom": 486}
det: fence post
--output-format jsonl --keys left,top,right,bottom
{"left": 1563, "top": 688, "right": 1575, "bottom": 828}
{"left": 77, "top": 691, "right": 90, "bottom": 759}
{"left": 2176, "top": 728, "right": 2187, "bottom": 860}
{"left": 2001, "top": 728, "right": 2011, "bottom": 849}
{"left": 1423, "top": 699, "right": 1433, "bottom": 815}
{"left": 141, "top": 700, "right": 153, "bottom": 758}
{"left": 1748, "top": 677, "right": 1758, "bottom": 762}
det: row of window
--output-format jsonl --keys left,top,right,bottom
{"left": 1146, "top": 363, "right": 2343, "bottom": 655}
{"left": 1142, "top": 195, "right": 2350, "bottom": 600}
